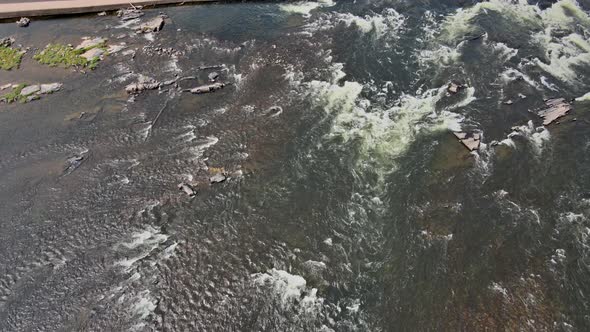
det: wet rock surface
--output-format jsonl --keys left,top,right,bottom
{"left": 536, "top": 98, "right": 572, "bottom": 126}
{"left": 136, "top": 17, "right": 165, "bottom": 33}
{"left": 453, "top": 131, "right": 481, "bottom": 151}
{"left": 16, "top": 17, "right": 30, "bottom": 27}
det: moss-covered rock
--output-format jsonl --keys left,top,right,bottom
{"left": 0, "top": 46, "right": 24, "bottom": 70}
{"left": 34, "top": 40, "right": 107, "bottom": 69}
{"left": 0, "top": 84, "right": 27, "bottom": 103}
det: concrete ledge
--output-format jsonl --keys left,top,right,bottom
{"left": 0, "top": 0, "right": 217, "bottom": 20}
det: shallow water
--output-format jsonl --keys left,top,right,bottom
{"left": 1, "top": 0, "right": 590, "bottom": 330}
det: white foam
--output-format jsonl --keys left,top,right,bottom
{"left": 333, "top": 8, "right": 406, "bottom": 38}
{"left": 575, "top": 91, "right": 590, "bottom": 101}
{"left": 252, "top": 269, "right": 323, "bottom": 310}
{"left": 279, "top": 0, "right": 334, "bottom": 18}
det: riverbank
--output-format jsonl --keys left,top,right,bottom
{"left": 0, "top": 0, "right": 215, "bottom": 20}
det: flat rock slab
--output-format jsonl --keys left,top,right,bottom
{"left": 40, "top": 83, "right": 62, "bottom": 94}
{"left": 76, "top": 37, "right": 106, "bottom": 50}
{"left": 20, "top": 85, "right": 40, "bottom": 96}
{"left": 537, "top": 98, "right": 571, "bottom": 126}
{"left": 189, "top": 82, "right": 226, "bottom": 94}
{"left": 453, "top": 131, "right": 481, "bottom": 151}
{"left": 210, "top": 173, "right": 226, "bottom": 184}
{"left": 81, "top": 47, "right": 104, "bottom": 60}
{"left": 136, "top": 17, "right": 165, "bottom": 33}
{"left": 107, "top": 43, "right": 126, "bottom": 54}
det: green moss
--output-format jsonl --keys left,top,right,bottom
{"left": 0, "top": 46, "right": 24, "bottom": 70}
{"left": 34, "top": 42, "right": 107, "bottom": 69}
{"left": 0, "top": 84, "right": 27, "bottom": 103}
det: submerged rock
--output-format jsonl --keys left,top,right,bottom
{"left": 16, "top": 18, "right": 30, "bottom": 27}
{"left": 136, "top": 17, "right": 165, "bottom": 33}
{"left": 537, "top": 98, "right": 571, "bottom": 126}
{"left": 188, "top": 83, "right": 226, "bottom": 94}
{"left": 453, "top": 131, "right": 481, "bottom": 151}
{"left": 178, "top": 183, "right": 197, "bottom": 197}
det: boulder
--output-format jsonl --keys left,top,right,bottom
{"left": 537, "top": 98, "right": 571, "bottom": 126}
{"left": 16, "top": 17, "right": 30, "bottom": 27}
{"left": 0, "top": 83, "right": 12, "bottom": 90}
{"left": 136, "top": 17, "right": 165, "bottom": 33}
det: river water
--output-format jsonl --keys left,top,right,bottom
{"left": 1, "top": 0, "right": 590, "bottom": 330}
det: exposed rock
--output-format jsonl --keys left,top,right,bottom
{"left": 447, "top": 82, "right": 463, "bottom": 94}
{"left": 265, "top": 106, "right": 283, "bottom": 117}
{"left": 20, "top": 85, "right": 41, "bottom": 96}
{"left": 188, "top": 83, "right": 226, "bottom": 94}
{"left": 0, "top": 83, "right": 12, "bottom": 90}
{"left": 178, "top": 183, "right": 197, "bottom": 197}
{"left": 198, "top": 65, "right": 224, "bottom": 70}
{"left": 504, "top": 100, "right": 513, "bottom": 105}
{"left": 126, "top": 81, "right": 160, "bottom": 94}
{"left": 453, "top": 131, "right": 481, "bottom": 151}
{"left": 76, "top": 37, "right": 106, "bottom": 50}
{"left": 210, "top": 173, "right": 227, "bottom": 184}
{"left": 16, "top": 18, "right": 30, "bottom": 27}
{"left": 117, "top": 8, "right": 144, "bottom": 21}
{"left": 63, "top": 153, "right": 87, "bottom": 175}
{"left": 208, "top": 72, "right": 219, "bottom": 81}
{"left": 81, "top": 48, "right": 105, "bottom": 61}
{"left": 97, "top": 11, "right": 107, "bottom": 16}
{"left": 136, "top": 17, "right": 165, "bottom": 33}
{"left": 107, "top": 43, "right": 126, "bottom": 54}
{"left": 537, "top": 98, "right": 571, "bottom": 126}
{"left": 39, "top": 83, "right": 63, "bottom": 94}
{"left": 125, "top": 76, "right": 165, "bottom": 94}
{"left": 0, "top": 37, "right": 14, "bottom": 47}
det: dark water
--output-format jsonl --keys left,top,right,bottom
{"left": 1, "top": 0, "right": 590, "bottom": 330}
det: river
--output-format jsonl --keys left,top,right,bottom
{"left": 1, "top": 0, "right": 590, "bottom": 330}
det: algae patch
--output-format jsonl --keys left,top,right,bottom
{"left": 0, "top": 84, "right": 27, "bottom": 103}
{"left": 0, "top": 46, "right": 24, "bottom": 70}
{"left": 34, "top": 41, "right": 107, "bottom": 69}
